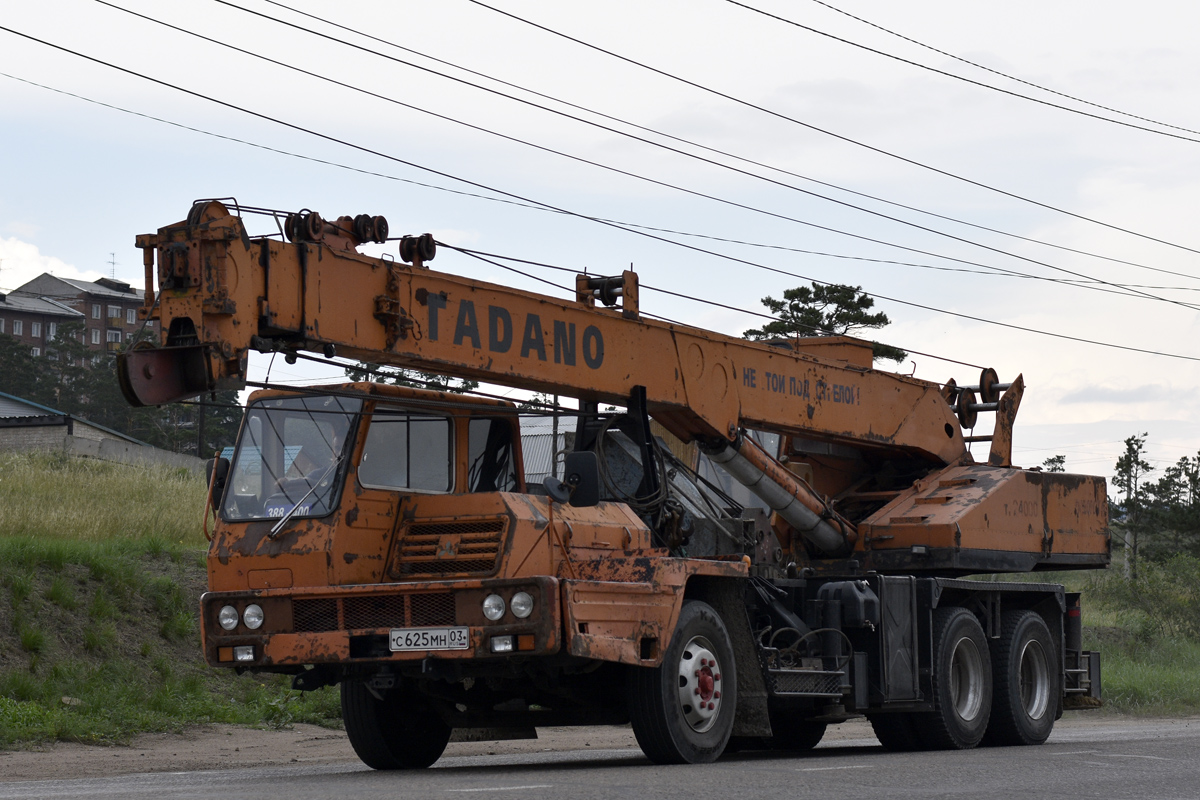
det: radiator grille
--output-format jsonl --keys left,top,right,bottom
{"left": 411, "top": 592, "right": 457, "bottom": 626}
{"left": 344, "top": 595, "right": 406, "bottom": 630}
{"left": 292, "top": 593, "right": 455, "bottom": 633}
{"left": 293, "top": 598, "right": 338, "bottom": 633}
{"left": 390, "top": 518, "right": 506, "bottom": 578}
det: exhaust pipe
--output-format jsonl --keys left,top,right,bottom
{"left": 700, "top": 432, "right": 854, "bottom": 556}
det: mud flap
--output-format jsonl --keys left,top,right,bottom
{"left": 698, "top": 579, "right": 773, "bottom": 738}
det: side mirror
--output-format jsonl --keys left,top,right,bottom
{"left": 206, "top": 457, "right": 230, "bottom": 512}
{"left": 562, "top": 451, "right": 600, "bottom": 508}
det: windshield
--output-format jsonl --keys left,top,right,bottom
{"left": 222, "top": 395, "right": 361, "bottom": 521}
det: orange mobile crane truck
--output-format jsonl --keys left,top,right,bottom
{"left": 119, "top": 200, "right": 1107, "bottom": 768}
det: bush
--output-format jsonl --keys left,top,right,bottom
{"left": 1088, "top": 555, "right": 1200, "bottom": 640}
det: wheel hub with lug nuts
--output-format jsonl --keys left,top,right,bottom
{"left": 948, "top": 634, "right": 985, "bottom": 721}
{"left": 1019, "top": 639, "right": 1050, "bottom": 720}
{"left": 677, "top": 636, "right": 722, "bottom": 733}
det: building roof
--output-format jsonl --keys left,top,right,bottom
{"left": 13, "top": 273, "right": 143, "bottom": 302}
{"left": 0, "top": 292, "right": 85, "bottom": 317}
{"left": 0, "top": 390, "right": 148, "bottom": 445}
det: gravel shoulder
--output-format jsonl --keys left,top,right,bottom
{"left": 0, "top": 712, "right": 1182, "bottom": 782}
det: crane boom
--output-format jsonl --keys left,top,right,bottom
{"left": 122, "top": 201, "right": 964, "bottom": 464}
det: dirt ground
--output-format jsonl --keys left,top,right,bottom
{"left": 0, "top": 719, "right": 885, "bottom": 781}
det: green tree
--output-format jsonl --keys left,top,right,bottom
{"left": 42, "top": 321, "right": 91, "bottom": 413}
{"left": 1143, "top": 454, "right": 1200, "bottom": 561}
{"left": 344, "top": 363, "right": 479, "bottom": 394}
{"left": 1114, "top": 433, "right": 1154, "bottom": 581}
{"left": 0, "top": 334, "right": 44, "bottom": 403}
{"left": 743, "top": 283, "right": 907, "bottom": 363}
{"left": 1041, "top": 455, "right": 1066, "bottom": 473}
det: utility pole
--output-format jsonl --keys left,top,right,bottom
{"left": 197, "top": 394, "right": 207, "bottom": 459}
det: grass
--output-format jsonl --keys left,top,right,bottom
{"left": 0, "top": 450, "right": 206, "bottom": 544}
{"left": 2, "top": 450, "right": 1200, "bottom": 747}
{"left": 0, "top": 452, "right": 342, "bottom": 748}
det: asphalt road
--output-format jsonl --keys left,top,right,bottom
{"left": 3, "top": 718, "right": 1198, "bottom": 800}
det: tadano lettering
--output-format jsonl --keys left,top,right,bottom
{"left": 425, "top": 297, "right": 604, "bottom": 370}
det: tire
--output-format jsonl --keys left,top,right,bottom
{"left": 985, "top": 610, "right": 1058, "bottom": 746}
{"left": 628, "top": 600, "right": 737, "bottom": 764}
{"left": 868, "top": 712, "right": 924, "bottom": 752}
{"left": 916, "top": 606, "right": 992, "bottom": 750}
{"left": 341, "top": 681, "right": 451, "bottom": 769}
{"left": 767, "top": 703, "right": 827, "bottom": 751}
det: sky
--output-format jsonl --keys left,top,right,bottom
{"left": 3, "top": 0, "right": 1200, "bottom": 483}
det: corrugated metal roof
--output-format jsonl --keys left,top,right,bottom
{"left": 0, "top": 391, "right": 148, "bottom": 445}
{"left": 522, "top": 431, "right": 568, "bottom": 484}
{"left": 12, "top": 274, "right": 142, "bottom": 302}
{"left": 0, "top": 293, "right": 84, "bottom": 317}
{"left": 0, "top": 391, "right": 62, "bottom": 418}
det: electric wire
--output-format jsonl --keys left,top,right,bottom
{"left": 439, "top": 241, "right": 986, "bottom": 368}
{"left": 464, "top": 0, "right": 1200, "bottom": 256}
{"left": 805, "top": 0, "right": 1200, "bottom": 138}
{"left": 440, "top": 243, "right": 1200, "bottom": 364}
{"left": 3, "top": 29, "right": 1196, "bottom": 363}
{"left": 169, "top": 0, "right": 1200, "bottom": 307}
{"left": 236, "top": 0, "right": 1189, "bottom": 281}
{"left": 5, "top": 66, "right": 1064, "bottom": 300}
{"left": 68, "top": 1, "right": 1200, "bottom": 311}
{"left": 724, "top": 0, "right": 1200, "bottom": 144}
{"left": 6, "top": 62, "right": 1194, "bottom": 309}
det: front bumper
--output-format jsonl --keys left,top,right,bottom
{"left": 200, "top": 576, "right": 561, "bottom": 668}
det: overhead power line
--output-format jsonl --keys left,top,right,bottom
{"left": 6, "top": 67, "right": 1191, "bottom": 311}
{"left": 724, "top": 0, "right": 1200, "bottom": 144}
{"left": 4, "top": 66, "right": 1194, "bottom": 314}
{"left": 443, "top": 245, "right": 1200, "bottom": 364}
{"left": 246, "top": 0, "right": 1189, "bottom": 283}
{"left": 804, "top": 0, "right": 1200, "bottom": 138}
{"left": 96, "top": 0, "right": 1197, "bottom": 312}
{"left": 464, "top": 0, "right": 1200, "bottom": 257}
{"left": 3, "top": 28, "right": 1197, "bottom": 363}
{"left": 439, "top": 242, "right": 983, "bottom": 369}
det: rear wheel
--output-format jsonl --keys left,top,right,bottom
{"left": 341, "top": 681, "right": 451, "bottom": 769}
{"left": 868, "top": 712, "right": 924, "bottom": 751}
{"left": 916, "top": 607, "right": 992, "bottom": 750}
{"left": 986, "top": 610, "right": 1057, "bottom": 746}
{"left": 628, "top": 600, "right": 737, "bottom": 764}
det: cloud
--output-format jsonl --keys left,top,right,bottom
{"left": 1060, "top": 385, "right": 1170, "bottom": 404}
{"left": 0, "top": 237, "right": 104, "bottom": 293}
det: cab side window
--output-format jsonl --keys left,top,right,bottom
{"left": 467, "top": 417, "right": 519, "bottom": 493}
{"left": 359, "top": 408, "right": 453, "bottom": 492}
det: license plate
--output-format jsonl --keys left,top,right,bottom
{"left": 389, "top": 626, "right": 470, "bottom": 652}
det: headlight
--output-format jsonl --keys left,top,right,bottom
{"left": 482, "top": 593, "right": 506, "bottom": 621}
{"left": 243, "top": 604, "right": 264, "bottom": 630}
{"left": 511, "top": 591, "right": 534, "bottom": 619}
{"left": 218, "top": 605, "right": 239, "bottom": 631}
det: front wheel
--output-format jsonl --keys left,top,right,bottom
{"left": 985, "top": 610, "right": 1058, "bottom": 746}
{"left": 341, "top": 681, "right": 451, "bottom": 770}
{"left": 628, "top": 600, "right": 737, "bottom": 764}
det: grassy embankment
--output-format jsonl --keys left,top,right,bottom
{"left": 0, "top": 451, "right": 339, "bottom": 748}
{"left": 2, "top": 451, "right": 1199, "bottom": 747}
